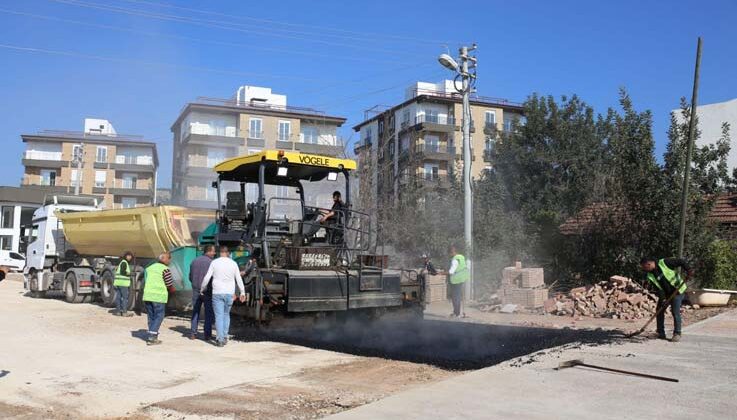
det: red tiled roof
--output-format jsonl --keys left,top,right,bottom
{"left": 560, "top": 194, "right": 737, "bottom": 235}
{"left": 709, "top": 194, "right": 737, "bottom": 223}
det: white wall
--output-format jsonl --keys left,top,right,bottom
{"left": 116, "top": 146, "right": 154, "bottom": 165}
{"left": 181, "top": 112, "right": 237, "bottom": 138}
{"left": 25, "top": 141, "right": 62, "bottom": 160}
{"left": 674, "top": 98, "right": 737, "bottom": 173}
{"left": 84, "top": 118, "right": 117, "bottom": 135}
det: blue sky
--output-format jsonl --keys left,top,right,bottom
{"left": 1, "top": 0, "right": 736, "bottom": 187}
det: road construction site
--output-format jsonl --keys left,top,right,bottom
{"left": 2, "top": 274, "right": 735, "bottom": 419}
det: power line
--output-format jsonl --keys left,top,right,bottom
{"left": 0, "top": 43, "right": 331, "bottom": 82}
{"left": 0, "top": 8, "right": 407, "bottom": 65}
{"left": 115, "top": 0, "right": 459, "bottom": 46}
{"left": 48, "top": 0, "right": 433, "bottom": 58}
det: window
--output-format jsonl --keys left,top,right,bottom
{"left": 40, "top": 170, "right": 56, "bottom": 186}
{"left": 121, "top": 197, "right": 137, "bottom": 209}
{"left": 364, "top": 127, "right": 372, "bottom": 142}
{"left": 485, "top": 111, "right": 496, "bottom": 126}
{"left": 96, "top": 146, "right": 108, "bottom": 163}
{"left": 301, "top": 126, "right": 319, "bottom": 144}
{"left": 121, "top": 173, "right": 136, "bottom": 189}
{"left": 249, "top": 118, "right": 263, "bottom": 139}
{"left": 10, "top": 252, "right": 23, "bottom": 260}
{"left": 425, "top": 135, "right": 439, "bottom": 152}
{"left": 72, "top": 144, "right": 84, "bottom": 162}
{"left": 485, "top": 137, "right": 496, "bottom": 151}
{"left": 1, "top": 206, "right": 14, "bottom": 229}
{"left": 424, "top": 109, "right": 438, "bottom": 123}
{"left": 504, "top": 118, "right": 513, "bottom": 132}
{"left": 276, "top": 185, "right": 289, "bottom": 198}
{"left": 402, "top": 110, "right": 410, "bottom": 126}
{"left": 95, "top": 170, "right": 107, "bottom": 188}
{"left": 206, "top": 148, "right": 228, "bottom": 168}
{"left": 423, "top": 163, "right": 439, "bottom": 181}
{"left": 70, "top": 169, "right": 81, "bottom": 187}
{"left": 0, "top": 235, "right": 12, "bottom": 251}
{"left": 278, "top": 121, "right": 291, "bottom": 141}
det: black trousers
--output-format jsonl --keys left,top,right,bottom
{"left": 450, "top": 282, "right": 464, "bottom": 315}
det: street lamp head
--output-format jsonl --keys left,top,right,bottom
{"left": 437, "top": 54, "right": 459, "bottom": 72}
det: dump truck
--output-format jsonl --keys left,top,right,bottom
{"left": 24, "top": 195, "right": 213, "bottom": 309}
{"left": 24, "top": 150, "right": 425, "bottom": 325}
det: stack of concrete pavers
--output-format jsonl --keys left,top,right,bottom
{"left": 500, "top": 262, "right": 548, "bottom": 308}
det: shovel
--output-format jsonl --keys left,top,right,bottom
{"left": 626, "top": 287, "right": 681, "bottom": 338}
{"left": 557, "top": 359, "right": 679, "bottom": 383}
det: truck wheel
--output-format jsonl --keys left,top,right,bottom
{"left": 100, "top": 270, "right": 116, "bottom": 307}
{"left": 64, "top": 273, "right": 84, "bottom": 304}
{"left": 128, "top": 271, "right": 144, "bottom": 313}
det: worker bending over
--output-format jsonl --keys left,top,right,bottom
{"left": 640, "top": 257, "right": 692, "bottom": 342}
{"left": 142, "top": 252, "right": 175, "bottom": 346}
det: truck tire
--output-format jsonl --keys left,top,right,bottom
{"left": 64, "top": 272, "right": 84, "bottom": 304}
{"left": 100, "top": 270, "right": 116, "bottom": 307}
{"left": 129, "top": 270, "right": 144, "bottom": 313}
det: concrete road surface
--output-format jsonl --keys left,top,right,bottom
{"left": 327, "top": 308, "right": 737, "bottom": 420}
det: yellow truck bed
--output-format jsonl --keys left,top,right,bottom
{"left": 57, "top": 206, "right": 214, "bottom": 258}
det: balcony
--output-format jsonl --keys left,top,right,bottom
{"left": 483, "top": 122, "right": 498, "bottom": 135}
{"left": 22, "top": 151, "right": 68, "bottom": 168}
{"left": 110, "top": 156, "right": 156, "bottom": 172}
{"left": 483, "top": 149, "right": 494, "bottom": 162}
{"left": 414, "top": 144, "right": 456, "bottom": 161}
{"left": 411, "top": 115, "right": 456, "bottom": 133}
{"left": 274, "top": 136, "right": 345, "bottom": 157}
{"left": 109, "top": 181, "right": 154, "bottom": 197}
{"left": 183, "top": 132, "right": 243, "bottom": 147}
{"left": 419, "top": 173, "right": 451, "bottom": 188}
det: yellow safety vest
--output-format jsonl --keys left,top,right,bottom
{"left": 143, "top": 263, "right": 169, "bottom": 304}
{"left": 646, "top": 259, "right": 688, "bottom": 294}
{"left": 114, "top": 260, "right": 131, "bottom": 287}
{"left": 450, "top": 254, "right": 469, "bottom": 284}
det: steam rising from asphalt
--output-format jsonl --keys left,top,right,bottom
{"left": 236, "top": 317, "right": 622, "bottom": 370}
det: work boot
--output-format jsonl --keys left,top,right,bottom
{"left": 121, "top": 312, "right": 133, "bottom": 317}
{"left": 671, "top": 334, "right": 682, "bottom": 342}
{"left": 189, "top": 333, "right": 197, "bottom": 340}
{"left": 216, "top": 340, "right": 225, "bottom": 348}
{"left": 657, "top": 333, "right": 667, "bottom": 340}
{"left": 147, "top": 338, "right": 162, "bottom": 346}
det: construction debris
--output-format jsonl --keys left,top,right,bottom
{"left": 545, "top": 275, "right": 660, "bottom": 320}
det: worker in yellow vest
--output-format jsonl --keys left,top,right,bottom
{"left": 142, "top": 252, "right": 175, "bottom": 346}
{"left": 640, "top": 257, "right": 692, "bottom": 342}
{"left": 448, "top": 245, "right": 469, "bottom": 318}
{"left": 113, "top": 251, "right": 134, "bottom": 317}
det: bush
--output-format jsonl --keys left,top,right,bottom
{"left": 700, "top": 240, "right": 737, "bottom": 290}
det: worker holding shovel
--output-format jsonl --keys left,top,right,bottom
{"left": 639, "top": 257, "right": 692, "bottom": 342}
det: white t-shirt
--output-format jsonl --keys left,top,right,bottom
{"left": 200, "top": 257, "right": 245, "bottom": 296}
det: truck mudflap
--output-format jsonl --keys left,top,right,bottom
{"left": 283, "top": 269, "right": 404, "bottom": 313}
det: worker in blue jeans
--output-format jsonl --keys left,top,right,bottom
{"left": 189, "top": 245, "right": 216, "bottom": 341}
{"left": 200, "top": 246, "right": 246, "bottom": 347}
{"left": 142, "top": 252, "right": 175, "bottom": 346}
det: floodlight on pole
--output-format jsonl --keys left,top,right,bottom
{"left": 437, "top": 54, "right": 459, "bottom": 71}
{"left": 438, "top": 45, "right": 477, "bottom": 302}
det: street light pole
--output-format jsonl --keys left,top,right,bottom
{"left": 74, "top": 142, "right": 84, "bottom": 196}
{"left": 439, "top": 44, "right": 477, "bottom": 300}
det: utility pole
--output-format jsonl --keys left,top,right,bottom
{"left": 677, "top": 37, "right": 702, "bottom": 259}
{"left": 438, "top": 44, "right": 477, "bottom": 299}
{"left": 74, "top": 142, "right": 84, "bottom": 196}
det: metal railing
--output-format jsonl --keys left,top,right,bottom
{"left": 415, "top": 114, "right": 456, "bottom": 126}
{"left": 408, "top": 88, "right": 523, "bottom": 108}
{"left": 187, "top": 96, "right": 329, "bottom": 118}
{"left": 247, "top": 129, "right": 264, "bottom": 139}
{"left": 24, "top": 151, "right": 63, "bottom": 161}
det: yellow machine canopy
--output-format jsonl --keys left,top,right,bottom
{"left": 214, "top": 150, "right": 356, "bottom": 185}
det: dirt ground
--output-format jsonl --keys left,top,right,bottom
{"left": 1, "top": 275, "right": 730, "bottom": 419}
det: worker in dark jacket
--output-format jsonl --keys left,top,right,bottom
{"left": 640, "top": 257, "right": 692, "bottom": 342}
{"left": 113, "top": 251, "right": 134, "bottom": 317}
{"left": 189, "top": 245, "right": 216, "bottom": 341}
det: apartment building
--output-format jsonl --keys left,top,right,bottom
{"left": 171, "top": 85, "right": 347, "bottom": 210}
{"left": 21, "top": 119, "right": 159, "bottom": 209}
{"left": 0, "top": 187, "right": 46, "bottom": 253}
{"left": 353, "top": 81, "right": 524, "bottom": 208}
